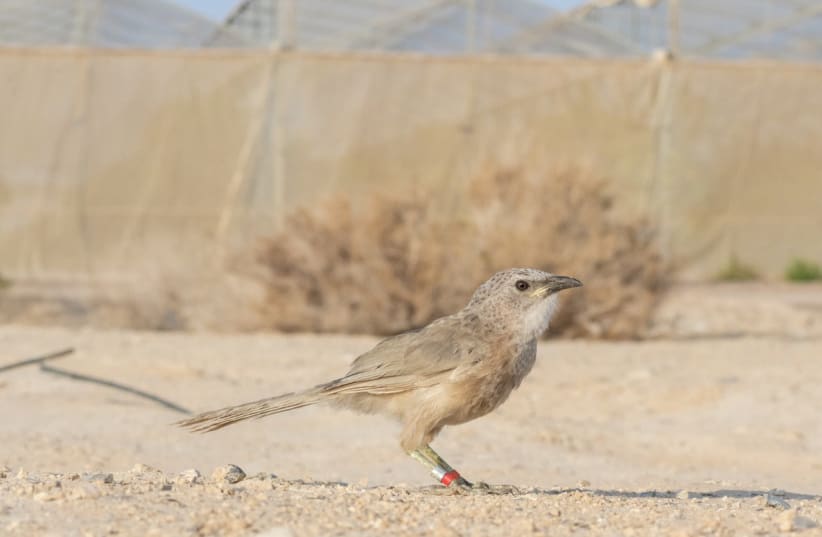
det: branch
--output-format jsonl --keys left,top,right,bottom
{"left": 39, "top": 363, "right": 192, "bottom": 416}
{"left": 0, "top": 348, "right": 74, "bottom": 374}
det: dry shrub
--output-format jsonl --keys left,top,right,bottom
{"left": 255, "top": 197, "right": 457, "bottom": 335}
{"left": 256, "top": 166, "right": 666, "bottom": 338}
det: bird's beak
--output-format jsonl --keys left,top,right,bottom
{"left": 538, "top": 275, "right": 583, "bottom": 296}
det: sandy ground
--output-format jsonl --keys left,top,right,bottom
{"left": 1, "top": 325, "right": 821, "bottom": 536}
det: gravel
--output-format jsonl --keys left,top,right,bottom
{"left": 2, "top": 468, "right": 821, "bottom": 536}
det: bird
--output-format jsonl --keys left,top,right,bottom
{"left": 177, "top": 268, "right": 582, "bottom": 489}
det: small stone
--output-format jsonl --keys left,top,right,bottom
{"left": 211, "top": 464, "right": 246, "bottom": 484}
{"left": 33, "top": 491, "right": 63, "bottom": 502}
{"left": 765, "top": 491, "right": 791, "bottom": 510}
{"left": 797, "top": 516, "right": 818, "bottom": 530}
{"left": 86, "top": 473, "right": 114, "bottom": 484}
{"left": 24, "top": 473, "right": 41, "bottom": 484}
{"left": 779, "top": 509, "right": 818, "bottom": 532}
{"left": 778, "top": 508, "right": 798, "bottom": 532}
{"left": 176, "top": 469, "right": 202, "bottom": 485}
{"left": 0, "top": 466, "right": 10, "bottom": 478}
{"left": 676, "top": 490, "right": 693, "bottom": 500}
{"left": 130, "top": 463, "right": 158, "bottom": 475}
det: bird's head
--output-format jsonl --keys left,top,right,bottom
{"left": 465, "top": 268, "right": 582, "bottom": 340}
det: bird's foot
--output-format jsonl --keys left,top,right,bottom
{"left": 447, "top": 477, "right": 490, "bottom": 493}
{"left": 410, "top": 445, "right": 516, "bottom": 494}
{"left": 420, "top": 478, "right": 519, "bottom": 496}
{"left": 450, "top": 475, "right": 474, "bottom": 490}
{"left": 453, "top": 481, "right": 521, "bottom": 495}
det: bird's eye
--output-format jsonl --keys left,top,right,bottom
{"left": 515, "top": 280, "right": 530, "bottom": 291}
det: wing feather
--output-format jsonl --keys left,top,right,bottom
{"left": 321, "top": 317, "right": 473, "bottom": 395}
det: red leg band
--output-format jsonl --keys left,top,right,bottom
{"left": 440, "top": 470, "right": 461, "bottom": 487}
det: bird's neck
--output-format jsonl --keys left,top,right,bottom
{"left": 458, "top": 295, "right": 558, "bottom": 344}
{"left": 521, "top": 295, "right": 559, "bottom": 340}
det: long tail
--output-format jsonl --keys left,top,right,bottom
{"left": 177, "top": 369, "right": 419, "bottom": 433}
{"left": 176, "top": 387, "right": 326, "bottom": 432}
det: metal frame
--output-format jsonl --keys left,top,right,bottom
{"left": 2, "top": 0, "right": 821, "bottom": 61}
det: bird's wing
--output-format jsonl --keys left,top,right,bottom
{"left": 318, "top": 318, "right": 475, "bottom": 395}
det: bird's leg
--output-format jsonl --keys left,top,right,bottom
{"left": 409, "top": 444, "right": 473, "bottom": 488}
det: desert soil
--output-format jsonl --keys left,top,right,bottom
{"left": 1, "top": 325, "right": 821, "bottom": 536}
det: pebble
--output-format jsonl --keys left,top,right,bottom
{"left": 15, "top": 469, "right": 28, "bottom": 480}
{"left": 131, "top": 463, "right": 160, "bottom": 475}
{"left": 778, "top": 508, "right": 798, "bottom": 532}
{"left": 212, "top": 464, "right": 246, "bottom": 484}
{"left": 778, "top": 508, "right": 818, "bottom": 532}
{"left": 86, "top": 473, "right": 114, "bottom": 484}
{"left": 33, "top": 491, "right": 63, "bottom": 503}
{"left": 176, "top": 469, "right": 202, "bottom": 485}
{"left": 1, "top": 465, "right": 820, "bottom": 535}
{"left": 765, "top": 490, "right": 791, "bottom": 510}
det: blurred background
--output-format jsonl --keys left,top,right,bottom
{"left": 1, "top": 0, "right": 821, "bottom": 339}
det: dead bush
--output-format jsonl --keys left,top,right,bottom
{"left": 256, "top": 166, "right": 666, "bottom": 338}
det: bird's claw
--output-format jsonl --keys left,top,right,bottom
{"left": 449, "top": 478, "right": 490, "bottom": 493}
{"left": 453, "top": 476, "right": 474, "bottom": 490}
{"left": 451, "top": 480, "right": 520, "bottom": 495}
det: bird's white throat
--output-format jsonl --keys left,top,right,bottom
{"left": 521, "top": 294, "right": 560, "bottom": 341}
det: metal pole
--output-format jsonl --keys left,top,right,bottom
{"left": 465, "top": 0, "right": 477, "bottom": 53}
{"left": 277, "top": 0, "right": 296, "bottom": 49}
{"left": 667, "top": 0, "right": 680, "bottom": 57}
{"left": 71, "top": 0, "right": 88, "bottom": 46}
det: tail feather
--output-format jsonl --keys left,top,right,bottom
{"left": 177, "top": 372, "right": 420, "bottom": 433}
{"left": 176, "top": 388, "right": 324, "bottom": 432}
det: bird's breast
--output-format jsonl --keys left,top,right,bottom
{"left": 441, "top": 340, "right": 536, "bottom": 425}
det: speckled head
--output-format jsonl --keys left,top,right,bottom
{"left": 465, "top": 268, "right": 583, "bottom": 340}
